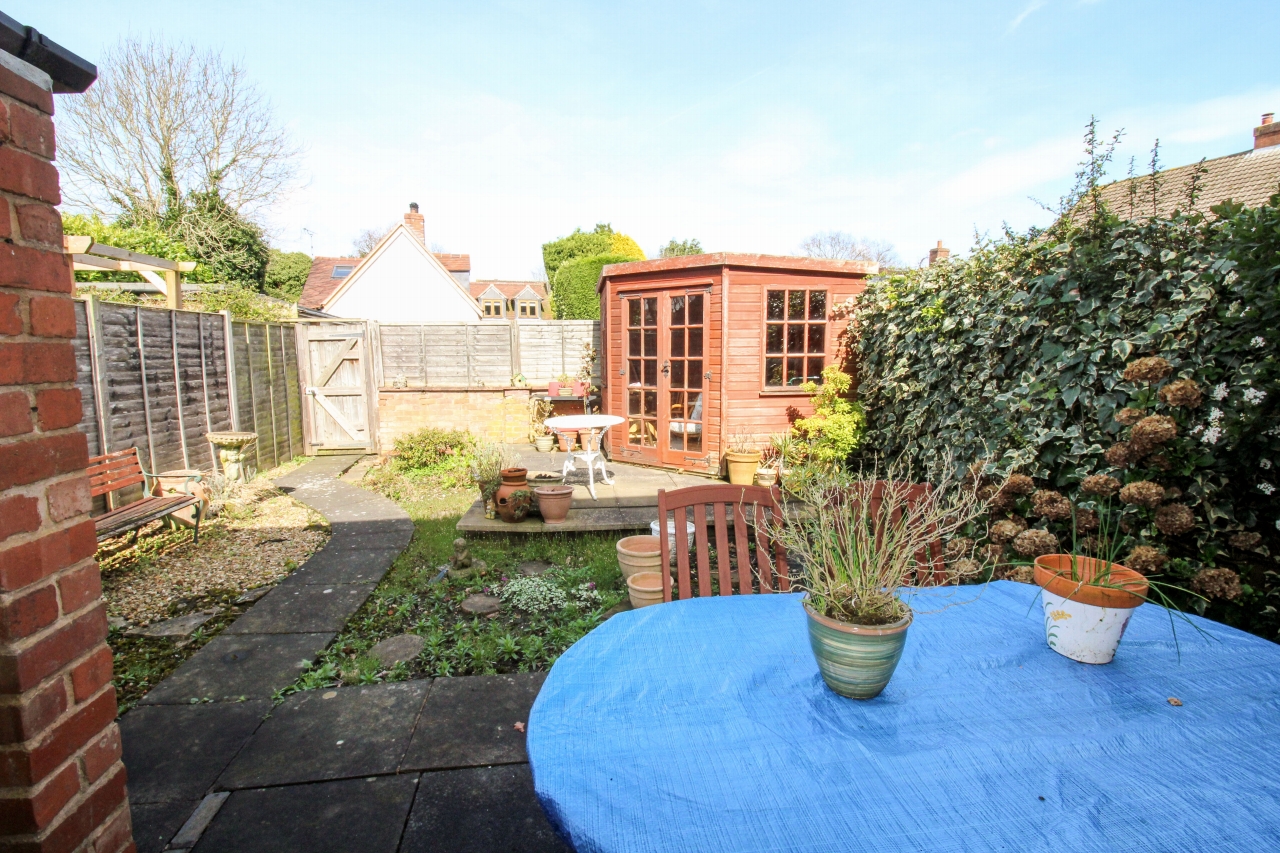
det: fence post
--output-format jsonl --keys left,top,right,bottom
{"left": 85, "top": 295, "right": 111, "bottom": 455}
{"left": 135, "top": 306, "right": 158, "bottom": 473}
{"left": 222, "top": 309, "right": 240, "bottom": 432}
{"left": 169, "top": 309, "right": 190, "bottom": 469}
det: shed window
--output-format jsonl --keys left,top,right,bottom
{"left": 331, "top": 265, "right": 354, "bottom": 278}
{"left": 764, "top": 289, "right": 826, "bottom": 387}
{"left": 482, "top": 299, "right": 504, "bottom": 317}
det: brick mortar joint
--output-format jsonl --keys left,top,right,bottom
{"left": 0, "top": 421, "right": 87, "bottom": 447}
{"left": 0, "top": 557, "right": 99, "bottom": 612}
{"left": 0, "top": 512, "right": 92, "bottom": 551}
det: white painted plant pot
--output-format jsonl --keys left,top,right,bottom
{"left": 651, "top": 519, "right": 696, "bottom": 564}
{"left": 1041, "top": 589, "right": 1137, "bottom": 665}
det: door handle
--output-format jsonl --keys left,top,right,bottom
{"left": 661, "top": 361, "right": 670, "bottom": 377}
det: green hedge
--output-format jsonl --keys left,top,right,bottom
{"left": 551, "top": 252, "right": 637, "bottom": 320}
{"left": 851, "top": 199, "right": 1279, "bottom": 637}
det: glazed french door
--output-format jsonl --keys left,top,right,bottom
{"left": 624, "top": 290, "right": 708, "bottom": 466}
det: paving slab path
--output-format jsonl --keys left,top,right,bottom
{"left": 119, "top": 456, "right": 569, "bottom": 853}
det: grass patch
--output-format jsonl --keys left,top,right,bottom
{"left": 281, "top": 463, "right": 630, "bottom": 696}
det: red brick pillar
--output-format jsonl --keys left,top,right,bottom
{"left": 0, "top": 57, "right": 133, "bottom": 853}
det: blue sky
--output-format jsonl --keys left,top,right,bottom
{"left": 20, "top": 0, "right": 1280, "bottom": 278}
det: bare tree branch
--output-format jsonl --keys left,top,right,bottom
{"left": 352, "top": 224, "right": 396, "bottom": 257}
{"left": 59, "top": 38, "right": 300, "bottom": 223}
{"left": 799, "top": 231, "right": 899, "bottom": 267}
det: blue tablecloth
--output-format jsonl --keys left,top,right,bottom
{"left": 528, "top": 582, "right": 1280, "bottom": 852}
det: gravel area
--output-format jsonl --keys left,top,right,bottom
{"left": 99, "top": 478, "right": 330, "bottom": 627}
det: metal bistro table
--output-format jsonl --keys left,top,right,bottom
{"left": 544, "top": 414, "right": 623, "bottom": 500}
{"left": 528, "top": 583, "right": 1280, "bottom": 853}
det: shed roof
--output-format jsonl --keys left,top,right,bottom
{"left": 597, "top": 253, "right": 878, "bottom": 291}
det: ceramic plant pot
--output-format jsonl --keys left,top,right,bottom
{"left": 495, "top": 468, "right": 531, "bottom": 523}
{"left": 650, "top": 519, "right": 696, "bottom": 565}
{"left": 803, "top": 600, "right": 912, "bottom": 699}
{"left": 572, "top": 380, "right": 588, "bottom": 396}
{"left": 534, "top": 485, "right": 574, "bottom": 525}
{"left": 626, "top": 571, "right": 664, "bottom": 609}
{"left": 755, "top": 467, "right": 778, "bottom": 488}
{"left": 534, "top": 434, "right": 556, "bottom": 453}
{"left": 556, "top": 431, "right": 576, "bottom": 452}
{"left": 725, "top": 451, "right": 762, "bottom": 486}
{"left": 1034, "top": 555, "right": 1149, "bottom": 665}
{"left": 617, "top": 535, "right": 663, "bottom": 582}
{"left": 548, "top": 381, "right": 561, "bottom": 396}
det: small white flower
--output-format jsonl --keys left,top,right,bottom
{"left": 1244, "top": 388, "right": 1267, "bottom": 405}
{"left": 1201, "top": 426, "right": 1223, "bottom": 446}
{"left": 1208, "top": 407, "right": 1225, "bottom": 425}
{"left": 1225, "top": 271, "right": 1239, "bottom": 284}
{"left": 1276, "top": 519, "right": 1280, "bottom": 531}
{"left": 1211, "top": 383, "right": 1229, "bottom": 401}
{"left": 1251, "top": 336, "right": 1266, "bottom": 349}
{"left": 1264, "top": 458, "right": 1274, "bottom": 470}
{"left": 1191, "top": 424, "right": 1205, "bottom": 436}
{"left": 1260, "top": 482, "right": 1277, "bottom": 496}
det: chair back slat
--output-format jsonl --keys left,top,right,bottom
{"left": 851, "top": 481, "right": 947, "bottom": 587}
{"left": 86, "top": 448, "right": 145, "bottom": 498}
{"left": 658, "top": 484, "right": 788, "bottom": 602}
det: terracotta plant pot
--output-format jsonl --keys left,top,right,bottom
{"left": 534, "top": 485, "right": 574, "bottom": 525}
{"left": 803, "top": 600, "right": 912, "bottom": 699}
{"left": 577, "top": 429, "right": 597, "bottom": 452}
{"left": 724, "top": 450, "right": 762, "bottom": 486}
{"left": 1034, "top": 555, "right": 1149, "bottom": 664}
{"left": 548, "top": 381, "right": 561, "bottom": 396}
{"left": 534, "top": 434, "right": 555, "bottom": 453}
{"left": 626, "top": 571, "right": 664, "bottom": 609}
{"left": 494, "top": 468, "right": 531, "bottom": 523}
{"left": 556, "top": 431, "right": 576, "bottom": 452}
{"left": 572, "top": 380, "right": 588, "bottom": 396}
{"left": 617, "top": 535, "right": 663, "bottom": 582}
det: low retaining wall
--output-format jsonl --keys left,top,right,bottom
{"left": 377, "top": 387, "right": 534, "bottom": 448}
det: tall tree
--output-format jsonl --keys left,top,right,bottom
{"left": 59, "top": 38, "right": 300, "bottom": 224}
{"left": 800, "top": 231, "right": 899, "bottom": 267}
{"left": 659, "top": 238, "right": 703, "bottom": 258}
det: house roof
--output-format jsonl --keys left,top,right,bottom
{"left": 300, "top": 256, "right": 361, "bottom": 309}
{"left": 1091, "top": 145, "right": 1280, "bottom": 220}
{"left": 597, "top": 253, "right": 878, "bottom": 292}
{"left": 468, "top": 280, "right": 548, "bottom": 300}
{"left": 434, "top": 253, "right": 470, "bottom": 273}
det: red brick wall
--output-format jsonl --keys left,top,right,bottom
{"left": 0, "top": 59, "right": 134, "bottom": 853}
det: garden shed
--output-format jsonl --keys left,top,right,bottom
{"left": 597, "top": 254, "right": 875, "bottom": 474}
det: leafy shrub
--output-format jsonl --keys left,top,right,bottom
{"left": 792, "top": 366, "right": 865, "bottom": 465}
{"left": 849, "top": 198, "right": 1279, "bottom": 637}
{"left": 264, "top": 249, "right": 312, "bottom": 301}
{"left": 500, "top": 577, "right": 568, "bottom": 614}
{"left": 551, "top": 252, "right": 639, "bottom": 319}
{"left": 392, "top": 428, "right": 476, "bottom": 486}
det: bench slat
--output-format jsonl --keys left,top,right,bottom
{"left": 94, "top": 495, "right": 201, "bottom": 541}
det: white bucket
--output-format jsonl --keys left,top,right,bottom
{"left": 1041, "top": 589, "right": 1138, "bottom": 665}
{"left": 651, "top": 519, "right": 696, "bottom": 562}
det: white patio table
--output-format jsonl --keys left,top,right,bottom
{"left": 544, "top": 414, "right": 623, "bottom": 500}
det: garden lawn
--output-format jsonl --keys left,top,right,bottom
{"left": 282, "top": 463, "right": 629, "bottom": 695}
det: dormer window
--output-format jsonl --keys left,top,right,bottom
{"left": 332, "top": 264, "right": 354, "bottom": 278}
{"left": 518, "top": 300, "right": 539, "bottom": 318}
{"left": 482, "top": 299, "right": 504, "bottom": 317}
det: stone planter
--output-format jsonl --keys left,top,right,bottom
{"left": 803, "top": 599, "right": 912, "bottom": 699}
{"left": 1034, "top": 555, "right": 1149, "bottom": 665}
{"left": 626, "top": 571, "right": 664, "bottom": 609}
{"left": 495, "top": 468, "right": 531, "bottom": 523}
{"left": 534, "top": 434, "right": 556, "bottom": 453}
{"left": 650, "top": 519, "right": 695, "bottom": 565}
{"left": 725, "top": 450, "right": 762, "bottom": 486}
{"left": 207, "top": 431, "right": 258, "bottom": 484}
{"left": 534, "top": 485, "right": 574, "bottom": 525}
{"left": 755, "top": 467, "right": 778, "bottom": 488}
{"left": 617, "top": 535, "right": 663, "bottom": 582}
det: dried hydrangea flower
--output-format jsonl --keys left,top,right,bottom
{"left": 951, "top": 558, "right": 983, "bottom": 579}
{"left": 1002, "top": 473, "right": 1036, "bottom": 495}
{"left": 1125, "top": 545, "right": 1168, "bottom": 575}
{"left": 1012, "top": 528, "right": 1059, "bottom": 557}
{"left": 1228, "top": 531, "right": 1262, "bottom": 550}
{"left": 1123, "top": 357, "right": 1173, "bottom": 384}
{"left": 1145, "top": 454, "right": 1172, "bottom": 472}
{"left": 1163, "top": 486, "right": 1182, "bottom": 501}
{"left": 1080, "top": 474, "right": 1121, "bottom": 497}
{"left": 1119, "top": 481, "right": 1166, "bottom": 509}
{"left": 1073, "top": 508, "right": 1099, "bottom": 533}
{"left": 1000, "top": 565, "right": 1035, "bottom": 584}
{"left": 1154, "top": 503, "right": 1196, "bottom": 536}
{"left": 1031, "top": 490, "right": 1073, "bottom": 520}
{"left": 1191, "top": 568, "right": 1242, "bottom": 601}
{"left": 1115, "top": 407, "right": 1145, "bottom": 426}
{"left": 1105, "top": 442, "right": 1132, "bottom": 468}
{"left": 944, "top": 537, "right": 975, "bottom": 559}
{"left": 1130, "top": 415, "right": 1178, "bottom": 451}
{"left": 982, "top": 543, "right": 1005, "bottom": 565}
{"left": 989, "top": 518, "right": 1025, "bottom": 544}
{"left": 1158, "top": 378, "right": 1203, "bottom": 409}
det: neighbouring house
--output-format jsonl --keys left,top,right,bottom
{"left": 299, "top": 204, "right": 548, "bottom": 321}
{"left": 596, "top": 253, "right": 876, "bottom": 474}
{"left": 1092, "top": 113, "right": 1280, "bottom": 219}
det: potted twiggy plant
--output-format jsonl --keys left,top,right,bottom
{"left": 574, "top": 341, "right": 598, "bottom": 397}
{"left": 529, "top": 397, "right": 555, "bottom": 452}
{"left": 723, "top": 428, "right": 762, "bottom": 486}
{"left": 771, "top": 459, "right": 990, "bottom": 699}
{"left": 469, "top": 440, "right": 513, "bottom": 519}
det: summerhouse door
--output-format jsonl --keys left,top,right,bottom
{"left": 622, "top": 291, "right": 707, "bottom": 467}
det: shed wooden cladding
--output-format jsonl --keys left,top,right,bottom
{"left": 597, "top": 254, "right": 875, "bottom": 474}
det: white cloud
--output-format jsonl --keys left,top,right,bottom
{"left": 1008, "top": 0, "right": 1048, "bottom": 32}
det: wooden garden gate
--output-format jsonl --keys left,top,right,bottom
{"left": 297, "top": 321, "right": 377, "bottom": 454}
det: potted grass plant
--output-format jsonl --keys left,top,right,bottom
{"left": 469, "top": 440, "right": 513, "bottom": 519}
{"left": 771, "top": 459, "right": 990, "bottom": 699}
{"left": 724, "top": 428, "right": 762, "bottom": 486}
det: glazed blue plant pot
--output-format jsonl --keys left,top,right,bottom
{"left": 803, "top": 600, "right": 912, "bottom": 699}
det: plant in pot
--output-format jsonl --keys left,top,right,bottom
{"left": 771, "top": 459, "right": 990, "bottom": 699}
{"left": 469, "top": 440, "right": 513, "bottom": 519}
{"left": 574, "top": 341, "right": 598, "bottom": 397}
{"left": 529, "top": 396, "right": 555, "bottom": 453}
{"left": 534, "top": 484, "right": 574, "bottom": 524}
{"left": 553, "top": 373, "right": 574, "bottom": 397}
{"left": 723, "top": 428, "right": 762, "bottom": 486}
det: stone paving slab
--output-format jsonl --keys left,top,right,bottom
{"left": 140, "top": 633, "right": 336, "bottom": 704}
{"left": 457, "top": 501, "right": 656, "bottom": 534}
{"left": 131, "top": 799, "right": 198, "bottom": 853}
{"left": 278, "top": 546, "right": 404, "bottom": 587}
{"left": 322, "top": 526, "right": 416, "bottom": 552}
{"left": 192, "top": 775, "right": 419, "bottom": 853}
{"left": 120, "top": 701, "right": 269, "bottom": 803}
{"left": 402, "top": 673, "right": 545, "bottom": 770}
{"left": 399, "top": 765, "right": 571, "bottom": 853}
{"left": 217, "top": 681, "right": 432, "bottom": 790}
{"left": 223, "top": 582, "right": 374, "bottom": 635}
{"left": 272, "top": 455, "right": 363, "bottom": 491}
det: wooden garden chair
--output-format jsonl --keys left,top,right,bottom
{"left": 852, "top": 480, "right": 947, "bottom": 586}
{"left": 88, "top": 448, "right": 204, "bottom": 544}
{"left": 656, "top": 484, "right": 788, "bottom": 602}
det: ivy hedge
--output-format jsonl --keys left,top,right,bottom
{"left": 849, "top": 198, "right": 1279, "bottom": 638}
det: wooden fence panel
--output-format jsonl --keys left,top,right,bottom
{"left": 72, "top": 301, "right": 101, "bottom": 458}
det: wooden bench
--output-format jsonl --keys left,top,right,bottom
{"left": 88, "top": 448, "right": 204, "bottom": 544}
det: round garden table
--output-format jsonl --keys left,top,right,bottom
{"left": 528, "top": 582, "right": 1280, "bottom": 852}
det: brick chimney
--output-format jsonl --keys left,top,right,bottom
{"left": 404, "top": 202, "right": 425, "bottom": 244}
{"left": 928, "top": 240, "right": 950, "bottom": 266}
{"left": 1255, "top": 113, "right": 1280, "bottom": 150}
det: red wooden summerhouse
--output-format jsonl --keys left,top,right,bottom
{"left": 597, "top": 254, "right": 875, "bottom": 474}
